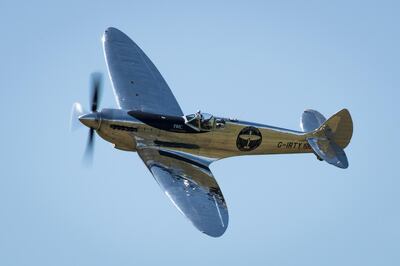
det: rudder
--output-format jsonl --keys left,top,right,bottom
{"left": 321, "top": 108, "right": 353, "bottom": 149}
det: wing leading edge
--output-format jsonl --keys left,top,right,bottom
{"left": 102, "top": 27, "right": 183, "bottom": 116}
{"left": 137, "top": 147, "right": 228, "bottom": 237}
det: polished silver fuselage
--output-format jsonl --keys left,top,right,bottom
{"left": 96, "top": 108, "right": 313, "bottom": 160}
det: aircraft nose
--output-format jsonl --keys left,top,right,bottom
{"left": 79, "top": 113, "right": 100, "bottom": 129}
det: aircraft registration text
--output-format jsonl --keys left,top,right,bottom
{"left": 277, "top": 141, "right": 311, "bottom": 150}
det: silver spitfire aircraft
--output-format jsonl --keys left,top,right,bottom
{"left": 71, "top": 27, "right": 353, "bottom": 237}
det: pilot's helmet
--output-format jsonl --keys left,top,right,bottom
{"left": 195, "top": 110, "right": 202, "bottom": 119}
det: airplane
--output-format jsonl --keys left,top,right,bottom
{"left": 71, "top": 27, "right": 353, "bottom": 237}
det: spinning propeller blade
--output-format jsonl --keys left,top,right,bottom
{"left": 70, "top": 102, "right": 85, "bottom": 131}
{"left": 83, "top": 128, "right": 95, "bottom": 165}
{"left": 90, "top": 72, "right": 102, "bottom": 112}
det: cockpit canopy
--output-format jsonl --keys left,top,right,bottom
{"left": 185, "top": 112, "right": 225, "bottom": 131}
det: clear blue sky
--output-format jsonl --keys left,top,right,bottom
{"left": 1, "top": 0, "right": 399, "bottom": 265}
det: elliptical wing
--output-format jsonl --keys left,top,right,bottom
{"left": 137, "top": 147, "right": 228, "bottom": 237}
{"left": 103, "top": 27, "right": 183, "bottom": 116}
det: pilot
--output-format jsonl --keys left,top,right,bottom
{"left": 195, "top": 110, "right": 202, "bottom": 119}
{"left": 195, "top": 110, "right": 202, "bottom": 128}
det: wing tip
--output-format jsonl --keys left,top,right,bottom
{"left": 201, "top": 226, "right": 228, "bottom": 238}
{"left": 197, "top": 213, "right": 229, "bottom": 238}
{"left": 103, "top": 27, "right": 130, "bottom": 43}
{"left": 104, "top": 26, "right": 122, "bottom": 34}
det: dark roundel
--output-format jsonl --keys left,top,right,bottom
{"left": 236, "top": 126, "right": 262, "bottom": 151}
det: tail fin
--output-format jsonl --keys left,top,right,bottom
{"left": 301, "top": 109, "right": 353, "bottom": 169}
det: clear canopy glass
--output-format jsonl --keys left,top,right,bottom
{"left": 186, "top": 112, "right": 215, "bottom": 131}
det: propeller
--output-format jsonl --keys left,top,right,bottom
{"left": 90, "top": 72, "right": 102, "bottom": 112}
{"left": 83, "top": 126, "right": 96, "bottom": 165}
{"left": 71, "top": 72, "right": 103, "bottom": 166}
{"left": 70, "top": 102, "right": 85, "bottom": 131}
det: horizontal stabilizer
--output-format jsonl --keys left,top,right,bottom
{"left": 307, "top": 137, "right": 348, "bottom": 169}
{"left": 301, "top": 109, "right": 326, "bottom": 132}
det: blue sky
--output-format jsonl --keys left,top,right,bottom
{"left": 0, "top": 0, "right": 399, "bottom": 265}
